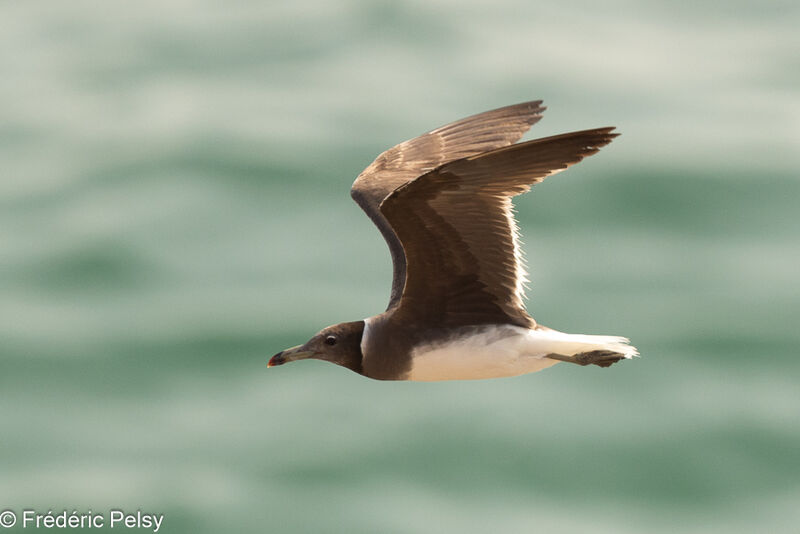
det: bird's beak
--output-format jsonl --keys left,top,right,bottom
{"left": 268, "top": 345, "right": 314, "bottom": 367}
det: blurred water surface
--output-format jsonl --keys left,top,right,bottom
{"left": 1, "top": 1, "right": 799, "bottom": 533}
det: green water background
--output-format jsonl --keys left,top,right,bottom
{"left": 1, "top": 1, "right": 798, "bottom": 532}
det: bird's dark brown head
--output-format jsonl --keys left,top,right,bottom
{"left": 269, "top": 320, "right": 365, "bottom": 374}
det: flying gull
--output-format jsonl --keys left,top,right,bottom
{"left": 269, "top": 100, "right": 638, "bottom": 381}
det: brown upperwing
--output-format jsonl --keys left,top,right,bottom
{"left": 379, "top": 127, "right": 619, "bottom": 329}
{"left": 351, "top": 101, "right": 546, "bottom": 310}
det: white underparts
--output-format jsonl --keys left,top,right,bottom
{"left": 406, "top": 325, "right": 638, "bottom": 382}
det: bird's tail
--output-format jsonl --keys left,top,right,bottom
{"left": 526, "top": 328, "right": 639, "bottom": 359}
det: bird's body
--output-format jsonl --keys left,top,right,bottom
{"left": 364, "top": 321, "right": 635, "bottom": 382}
{"left": 270, "top": 100, "right": 638, "bottom": 381}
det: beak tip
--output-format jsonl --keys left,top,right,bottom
{"left": 268, "top": 345, "right": 313, "bottom": 368}
{"left": 268, "top": 352, "right": 286, "bottom": 368}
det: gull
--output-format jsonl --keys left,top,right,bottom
{"left": 269, "top": 101, "right": 638, "bottom": 381}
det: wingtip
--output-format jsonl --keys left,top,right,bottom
{"left": 527, "top": 100, "right": 546, "bottom": 113}
{"left": 504, "top": 99, "right": 546, "bottom": 116}
{"left": 595, "top": 126, "right": 619, "bottom": 135}
{"left": 515, "top": 98, "right": 543, "bottom": 107}
{"left": 587, "top": 127, "right": 620, "bottom": 146}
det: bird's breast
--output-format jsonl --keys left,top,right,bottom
{"left": 360, "top": 316, "right": 415, "bottom": 380}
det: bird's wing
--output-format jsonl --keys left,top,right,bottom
{"left": 380, "top": 127, "right": 618, "bottom": 328}
{"left": 351, "top": 101, "right": 546, "bottom": 310}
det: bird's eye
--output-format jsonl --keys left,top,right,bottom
{"left": 325, "top": 336, "right": 337, "bottom": 346}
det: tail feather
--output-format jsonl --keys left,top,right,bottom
{"left": 527, "top": 329, "right": 639, "bottom": 360}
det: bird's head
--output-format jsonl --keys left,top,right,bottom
{"left": 269, "top": 321, "right": 365, "bottom": 374}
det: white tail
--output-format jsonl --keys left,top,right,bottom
{"left": 526, "top": 328, "right": 639, "bottom": 359}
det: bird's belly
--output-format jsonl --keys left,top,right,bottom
{"left": 405, "top": 325, "right": 559, "bottom": 382}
